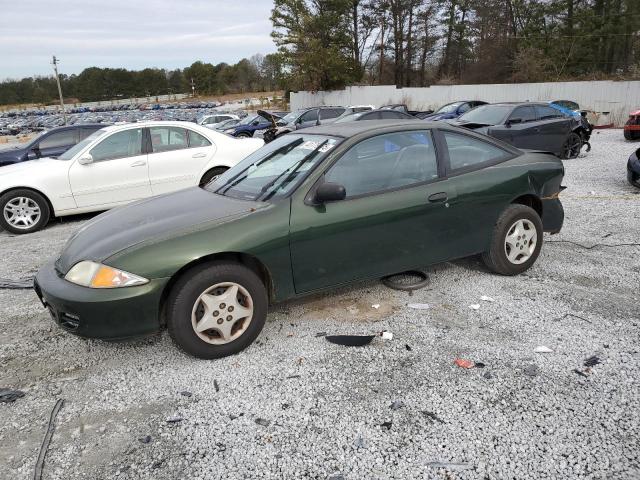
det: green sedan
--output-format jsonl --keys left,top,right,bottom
{"left": 35, "top": 121, "right": 565, "bottom": 359}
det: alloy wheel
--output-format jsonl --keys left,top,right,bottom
{"left": 504, "top": 219, "right": 537, "bottom": 265}
{"left": 3, "top": 197, "right": 41, "bottom": 230}
{"left": 191, "top": 282, "right": 254, "bottom": 345}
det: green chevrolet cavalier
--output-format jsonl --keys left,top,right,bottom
{"left": 35, "top": 121, "right": 565, "bottom": 359}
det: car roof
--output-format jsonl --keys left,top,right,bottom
{"left": 302, "top": 119, "right": 453, "bottom": 137}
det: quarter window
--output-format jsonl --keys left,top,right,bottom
{"left": 149, "top": 127, "right": 188, "bottom": 153}
{"left": 443, "top": 131, "right": 509, "bottom": 171}
{"left": 324, "top": 130, "right": 438, "bottom": 198}
{"left": 38, "top": 130, "right": 76, "bottom": 149}
{"left": 535, "top": 105, "right": 563, "bottom": 120}
{"left": 299, "top": 110, "right": 318, "bottom": 123}
{"left": 90, "top": 128, "right": 143, "bottom": 161}
{"left": 188, "top": 130, "right": 212, "bottom": 147}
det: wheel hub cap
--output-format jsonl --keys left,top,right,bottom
{"left": 3, "top": 197, "right": 41, "bottom": 229}
{"left": 191, "top": 282, "right": 253, "bottom": 345}
{"left": 504, "top": 219, "right": 537, "bottom": 265}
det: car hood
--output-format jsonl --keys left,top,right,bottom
{"left": 0, "top": 156, "right": 58, "bottom": 175}
{"left": 56, "top": 187, "right": 265, "bottom": 274}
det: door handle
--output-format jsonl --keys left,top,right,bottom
{"left": 192, "top": 153, "right": 207, "bottom": 158}
{"left": 130, "top": 160, "right": 146, "bottom": 167}
{"left": 428, "top": 192, "right": 448, "bottom": 203}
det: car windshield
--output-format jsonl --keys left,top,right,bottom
{"left": 207, "top": 134, "right": 341, "bottom": 201}
{"left": 458, "top": 105, "right": 512, "bottom": 125}
{"left": 238, "top": 115, "right": 258, "bottom": 125}
{"left": 58, "top": 129, "right": 106, "bottom": 160}
{"left": 436, "top": 102, "right": 463, "bottom": 114}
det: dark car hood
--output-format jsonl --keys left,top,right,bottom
{"left": 56, "top": 187, "right": 264, "bottom": 273}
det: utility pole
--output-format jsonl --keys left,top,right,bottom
{"left": 190, "top": 77, "right": 196, "bottom": 98}
{"left": 51, "top": 55, "right": 67, "bottom": 125}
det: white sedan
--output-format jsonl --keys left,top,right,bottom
{"left": 0, "top": 121, "right": 263, "bottom": 234}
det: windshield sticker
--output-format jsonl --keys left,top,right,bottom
{"left": 319, "top": 143, "right": 335, "bottom": 153}
{"left": 300, "top": 140, "right": 321, "bottom": 150}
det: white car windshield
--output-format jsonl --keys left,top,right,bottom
{"left": 58, "top": 130, "right": 107, "bottom": 160}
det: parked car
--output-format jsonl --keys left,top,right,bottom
{"left": 420, "top": 101, "right": 487, "bottom": 121}
{"left": 198, "top": 114, "right": 240, "bottom": 129}
{"left": 381, "top": 104, "right": 434, "bottom": 118}
{"left": 449, "top": 102, "right": 584, "bottom": 159}
{"left": 213, "top": 118, "right": 241, "bottom": 132}
{"left": 262, "top": 106, "right": 353, "bottom": 142}
{"left": 548, "top": 100, "right": 593, "bottom": 149}
{"left": 34, "top": 121, "right": 565, "bottom": 359}
{"left": 628, "top": 148, "right": 640, "bottom": 187}
{"left": 624, "top": 110, "right": 640, "bottom": 141}
{"left": 223, "top": 112, "right": 285, "bottom": 138}
{"left": 0, "top": 122, "right": 263, "bottom": 234}
{"left": 334, "top": 109, "right": 415, "bottom": 123}
{"left": 0, "top": 124, "right": 105, "bottom": 167}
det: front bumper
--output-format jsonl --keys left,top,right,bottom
{"left": 541, "top": 198, "right": 564, "bottom": 234}
{"left": 34, "top": 260, "right": 169, "bottom": 340}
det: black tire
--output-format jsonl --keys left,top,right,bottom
{"left": 199, "top": 167, "right": 228, "bottom": 187}
{"left": 167, "top": 261, "right": 268, "bottom": 359}
{"left": 482, "top": 204, "right": 543, "bottom": 276}
{"left": 236, "top": 132, "right": 252, "bottom": 138}
{"left": 0, "top": 189, "right": 51, "bottom": 234}
{"left": 561, "top": 132, "right": 582, "bottom": 159}
{"left": 624, "top": 129, "right": 640, "bottom": 141}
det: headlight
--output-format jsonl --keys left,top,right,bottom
{"left": 65, "top": 261, "right": 148, "bottom": 288}
{"left": 224, "top": 129, "right": 235, "bottom": 134}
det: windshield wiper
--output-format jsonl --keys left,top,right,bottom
{"left": 216, "top": 138, "right": 304, "bottom": 195}
{"left": 258, "top": 140, "right": 328, "bottom": 201}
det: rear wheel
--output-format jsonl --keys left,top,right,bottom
{"left": 199, "top": 167, "right": 228, "bottom": 187}
{"left": 236, "top": 132, "right": 252, "bottom": 138}
{"left": 482, "top": 204, "right": 543, "bottom": 276}
{"left": 561, "top": 132, "right": 582, "bottom": 159}
{"left": 167, "top": 262, "right": 268, "bottom": 359}
{"left": 624, "top": 129, "right": 640, "bottom": 141}
{"left": 0, "top": 189, "right": 51, "bottom": 234}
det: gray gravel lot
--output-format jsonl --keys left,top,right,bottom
{"left": 1, "top": 129, "right": 639, "bottom": 480}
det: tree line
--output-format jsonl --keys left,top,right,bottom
{"left": 272, "top": 0, "right": 640, "bottom": 90}
{"left": 0, "top": 55, "right": 285, "bottom": 106}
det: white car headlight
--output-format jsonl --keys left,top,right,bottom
{"left": 65, "top": 261, "right": 149, "bottom": 288}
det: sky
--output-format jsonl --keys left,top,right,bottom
{"left": 0, "top": 0, "right": 278, "bottom": 80}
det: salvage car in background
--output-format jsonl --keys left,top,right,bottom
{"left": 35, "top": 121, "right": 565, "bottom": 359}
{"left": 449, "top": 102, "right": 584, "bottom": 159}
{"left": 198, "top": 113, "right": 240, "bottom": 129}
{"left": 628, "top": 148, "right": 640, "bottom": 187}
{"left": 224, "top": 111, "right": 286, "bottom": 138}
{"left": 420, "top": 100, "right": 487, "bottom": 121}
{"left": 624, "top": 110, "right": 640, "bottom": 141}
{"left": 0, "top": 122, "right": 262, "bottom": 234}
{"left": 334, "top": 109, "right": 415, "bottom": 123}
{"left": 0, "top": 124, "right": 105, "bottom": 167}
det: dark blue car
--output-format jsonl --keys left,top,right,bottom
{"left": 222, "top": 112, "right": 286, "bottom": 138}
{"left": 420, "top": 100, "right": 487, "bottom": 122}
{"left": 0, "top": 124, "right": 105, "bottom": 167}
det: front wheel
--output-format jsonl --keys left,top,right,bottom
{"left": 0, "top": 189, "right": 51, "bottom": 234}
{"left": 167, "top": 262, "right": 268, "bottom": 359}
{"left": 482, "top": 204, "right": 543, "bottom": 276}
{"left": 561, "top": 132, "right": 582, "bottom": 159}
{"left": 235, "top": 132, "right": 252, "bottom": 138}
{"left": 199, "top": 167, "right": 228, "bottom": 187}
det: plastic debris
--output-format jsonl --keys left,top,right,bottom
{"left": 390, "top": 400, "right": 405, "bottom": 410}
{"left": 380, "top": 421, "right": 393, "bottom": 430}
{"left": 407, "top": 303, "right": 430, "bottom": 310}
{"left": 315, "top": 332, "right": 327, "bottom": 337}
{"left": 326, "top": 335, "right": 376, "bottom": 346}
{"left": 180, "top": 391, "right": 192, "bottom": 397}
{"left": 34, "top": 399, "right": 64, "bottom": 480}
{"left": 454, "top": 358, "right": 474, "bottom": 369}
{"left": 534, "top": 346, "right": 554, "bottom": 353}
{"left": 0, "top": 388, "right": 25, "bottom": 403}
{"left": 421, "top": 411, "right": 445, "bottom": 424}
{"left": 573, "top": 368, "right": 589, "bottom": 378}
{"left": 405, "top": 344, "right": 412, "bottom": 351}
{"left": 469, "top": 304, "right": 480, "bottom": 310}
{"left": 166, "top": 416, "right": 183, "bottom": 423}
{"left": 214, "top": 379, "right": 220, "bottom": 392}
{"left": 0, "top": 277, "right": 33, "bottom": 290}
{"left": 523, "top": 365, "right": 539, "bottom": 377}
{"left": 138, "top": 435, "right": 152, "bottom": 444}
{"left": 371, "top": 304, "right": 380, "bottom": 309}
{"left": 480, "top": 296, "right": 495, "bottom": 302}
{"left": 474, "top": 362, "right": 486, "bottom": 368}
{"left": 255, "top": 418, "right": 270, "bottom": 427}
{"left": 584, "top": 355, "right": 601, "bottom": 367}
{"left": 381, "top": 331, "right": 393, "bottom": 341}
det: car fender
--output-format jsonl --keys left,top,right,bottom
{"left": 198, "top": 137, "right": 262, "bottom": 177}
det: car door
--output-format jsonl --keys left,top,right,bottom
{"left": 437, "top": 130, "right": 519, "bottom": 257}
{"left": 500, "top": 106, "right": 540, "bottom": 150}
{"left": 34, "top": 129, "right": 78, "bottom": 158}
{"left": 68, "top": 127, "right": 152, "bottom": 208}
{"left": 534, "top": 105, "right": 572, "bottom": 154}
{"left": 289, "top": 129, "right": 456, "bottom": 293}
{"left": 147, "top": 126, "right": 214, "bottom": 195}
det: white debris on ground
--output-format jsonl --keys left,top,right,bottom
{"left": 0, "top": 130, "right": 639, "bottom": 479}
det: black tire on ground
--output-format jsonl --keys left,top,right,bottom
{"left": 0, "top": 189, "right": 51, "bottom": 234}
{"left": 236, "top": 132, "right": 252, "bottom": 138}
{"left": 624, "top": 129, "right": 640, "bottom": 141}
{"left": 167, "top": 261, "right": 268, "bottom": 359}
{"left": 199, "top": 167, "right": 228, "bottom": 187}
{"left": 482, "top": 204, "right": 544, "bottom": 276}
{"left": 561, "top": 132, "right": 583, "bottom": 159}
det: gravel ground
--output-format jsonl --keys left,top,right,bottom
{"left": 1, "top": 129, "right": 639, "bottom": 480}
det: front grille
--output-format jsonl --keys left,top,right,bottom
{"left": 58, "top": 312, "right": 80, "bottom": 330}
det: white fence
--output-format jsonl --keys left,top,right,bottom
{"left": 291, "top": 81, "right": 640, "bottom": 126}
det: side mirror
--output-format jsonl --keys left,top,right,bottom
{"left": 507, "top": 118, "right": 523, "bottom": 126}
{"left": 78, "top": 154, "right": 93, "bottom": 165}
{"left": 27, "top": 148, "right": 40, "bottom": 160}
{"left": 315, "top": 182, "right": 346, "bottom": 204}
{"left": 252, "top": 120, "right": 259, "bottom": 126}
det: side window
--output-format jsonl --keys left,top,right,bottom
{"left": 149, "top": 127, "right": 188, "bottom": 153}
{"left": 535, "top": 105, "right": 563, "bottom": 121}
{"left": 443, "top": 131, "right": 509, "bottom": 171}
{"left": 188, "top": 130, "right": 212, "bottom": 148}
{"left": 509, "top": 106, "right": 537, "bottom": 123}
{"left": 324, "top": 130, "right": 438, "bottom": 198}
{"left": 321, "top": 108, "right": 345, "bottom": 119}
{"left": 38, "top": 130, "right": 77, "bottom": 149}
{"left": 300, "top": 110, "right": 318, "bottom": 123}
{"left": 458, "top": 103, "right": 471, "bottom": 114}
{"left": 90, "top": 128, "right": 143, "bottom": 161}
{"left": 78, "top": 128, "right": 97, "bottom": 141}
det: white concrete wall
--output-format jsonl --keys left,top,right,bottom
{"left": 291, "top": 81, "right": 640, "bottom": 126}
